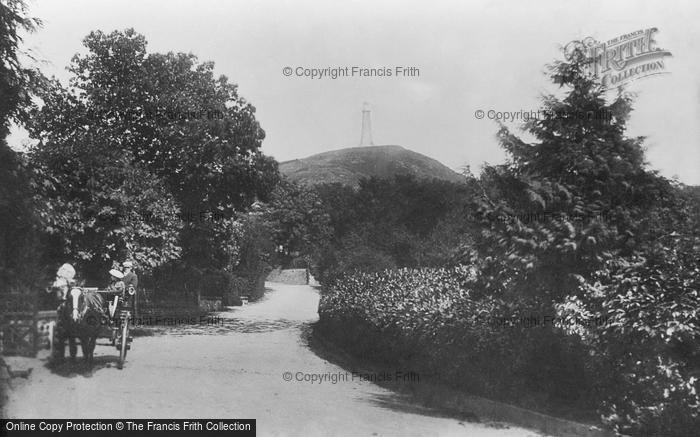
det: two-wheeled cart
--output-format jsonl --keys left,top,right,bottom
{"left": 96, "top": 287, "right": 135, "bottom": 369}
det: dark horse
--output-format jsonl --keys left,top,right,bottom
{"left": 53, "top": 287, "right": 106, "bottom": 364}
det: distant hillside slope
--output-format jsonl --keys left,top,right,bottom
{"left": 279, "top": 145, "right": 464, "bottom": 186}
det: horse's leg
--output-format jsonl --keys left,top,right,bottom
{"left": 53, "top": 331, "right": 66, "bottom": 362}
{"left": 80, "top": 336, "right": 92, "bottom": 364}
{"left": 80, "top": 336, "right": 87, "bottom": 362}
{"left": 88, "top": 335, "right": 97, "bottom": 364}
{"left": 83, "top": 335, "right": 96, "bottom": 364}
{"left": 69, "top": 336, "right": 77, "bottom": 360}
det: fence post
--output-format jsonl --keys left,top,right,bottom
{"left": 32, "top": 312, "right": 38, "bottom": 357}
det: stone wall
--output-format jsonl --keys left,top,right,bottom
{"left": 266, "top": 268, "right": 308, "bottom": 285}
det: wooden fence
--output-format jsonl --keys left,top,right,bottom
{"left": 1, "top": 291, "right": 40, "bottom": 357}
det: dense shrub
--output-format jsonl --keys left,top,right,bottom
{"left": 320, "top": 265, "right": 699, "bottom": 432}
{"left": 319, "top": 267, "right": 599, "bottom": 411}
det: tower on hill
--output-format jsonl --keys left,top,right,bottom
{"left": 359, "top": 102, "right": 374, "bottom": 146}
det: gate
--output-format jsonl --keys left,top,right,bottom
{"left": 0, "top": 290, "right": 39, "bottom": 357}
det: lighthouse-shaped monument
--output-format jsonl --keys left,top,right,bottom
{"left": 359, "top": 102, "right": 374, "bottom": 146}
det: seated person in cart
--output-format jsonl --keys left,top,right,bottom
{"left": 107, "top": 268, "right": 125, "bottom": 293}
{"left": 106, "top": 266, "right": 137, "bottom": 316}
{"left": 121, "top": 260, "right": 138, "bottom": 314}
{"left": 106, "top": 268, "right": 126, "bottom": 343}
{"left": 106, "top": 268, "right": 125, "bottom": 315}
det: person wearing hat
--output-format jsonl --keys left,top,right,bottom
{"left": 50, "top": 263, "right": 77, "bottom": 300}
{"left": 106, "top": 268, "right": 125, "bottom": 344}
{"left": 49, "top": 263, "right": 78, "bottom": 334}
{"left": 108, "top": 268, "right": 125, "bottom": 293}
{"left": 122, "top": 261, "right": 138, "bottom": 315}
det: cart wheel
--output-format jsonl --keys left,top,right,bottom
{"left": 117, "top": 315, "right": 130, "bottom": 369}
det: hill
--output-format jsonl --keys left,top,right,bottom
{"left": 279, "top": 145, "right": 464, "bottom": 186}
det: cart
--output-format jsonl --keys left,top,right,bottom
{"left": 96, "top": 286, "right": 135, "bottom": 369}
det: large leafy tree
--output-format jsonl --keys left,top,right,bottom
{"left": 27, "top": 126, "right": 183, "bottom": 279}
{"left": 58, "top": 29, "right": 279, "bottom": 214}
{"left": 27, "top": 29, "right": 279, "bottom": 279}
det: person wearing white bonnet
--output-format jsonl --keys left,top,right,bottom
{"left": 50, "top": 263, "right": 77, "bottom": 300}
{"left": 56, "top": 263, "right": 76, "bottom": 282}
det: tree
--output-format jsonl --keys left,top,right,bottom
{"left": 27, "top": 76, "right": 182, "bottom": 280}
{"left": 470, "top": 45, "right": 676, "bottom": 304}
{"left": 26, "top": 29, "right": 279, "bottom": 279}
{"left": 0, "top": 0, "right": 42, "bottom": 136}
{"left": 469, "top": 45, "right": 699, "bottom": 435}
{"left": 0, "top": 0, "right": 45, "bottom": 297}
{"left": 265, "top": 179, "right": 331, "bottom": 267}
{"left": 310, "top": 176, "right": 475, "bottom": 284}
{"left": 59, "top": 29, "right": 279, "bottom": 215}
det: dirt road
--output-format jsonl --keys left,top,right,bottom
{"left": 4, "top": 283, "right": 542, "bottom": 437}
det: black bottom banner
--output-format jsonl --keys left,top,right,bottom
{"left": 1, "top": 419, "right": 256, "bottom": 436}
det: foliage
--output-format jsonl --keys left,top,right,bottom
{"left": 0, "top": 140, "right": 44, "bottom": 294}
{"left": 310, "top": 176, "right": 476, "bottom": 284}
{"left": 464, "top": 47, "right": 700, "bottom": 435}
{"left": 265, "top": 178, "right": 331, "bottom": 266}
{"left": 25, "top": 29, "right": 279, "bottom": 283}
{"left": 56, "top": 29, "right": 280, "bottom": 215}
{"left": 319, "top": 47, "right": 700, "bottom": 435}
{"left": 0, "top": 0, "right": 44, "bottom": 136}
{"left": 319, "top": 267, "right": 595, "bottom": 413}
{"left": 0, "top": 0, "right": 46, "bottom": 297}
{"left": 27, "top": 118, "right": 182, "bottom": 280}
{"left": 234, "top": 210, "right": 274, "bottom": 296}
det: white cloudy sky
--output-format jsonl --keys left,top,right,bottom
{"left": 9, "top": 0, "right": 700, "bottom": 184}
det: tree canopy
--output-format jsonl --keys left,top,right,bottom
{"left": 469, "top": 46, "right": 699, "bottom": 435}
{"left": 26, "top": 29, "right": 279, "bottom": 280}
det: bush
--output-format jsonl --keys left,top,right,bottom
{"left": 319, "top": 267, "right": 597, "bottom": 410}
{"left": 319, "top": 263, "right": 700, "bottom": 434}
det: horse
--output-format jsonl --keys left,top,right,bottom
{"left": 52, "top": 285, "right": 106, "bottom": 365}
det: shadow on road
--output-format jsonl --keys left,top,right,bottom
{"left": 366, "top": 391, "right": 480, "bottom": 423}
{"left": 46, "top": 355, "right": 122, "bottom": 378}
{"left": 304, "top": 322, "right": 481, "bottom": 424}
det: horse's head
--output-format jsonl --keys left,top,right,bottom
{"left": 64, "top": 288, "right": 104, "bottom": 324}
{"left": 70, "top": 288, "right": 83, "bottom": 321}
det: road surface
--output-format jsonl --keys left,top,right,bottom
{"left": 4, "top": 283, "right": 543, "bottom": 437}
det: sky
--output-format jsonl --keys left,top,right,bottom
{"left": 8, "top": 0, "right": 700, "bottom": 184}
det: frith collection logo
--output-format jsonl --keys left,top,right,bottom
{"left": 567, "top": 28, "right": 672, "bottom": 88}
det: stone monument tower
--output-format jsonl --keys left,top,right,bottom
{"left": 359, "top": 102, "right": 374, "bottom": 146}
